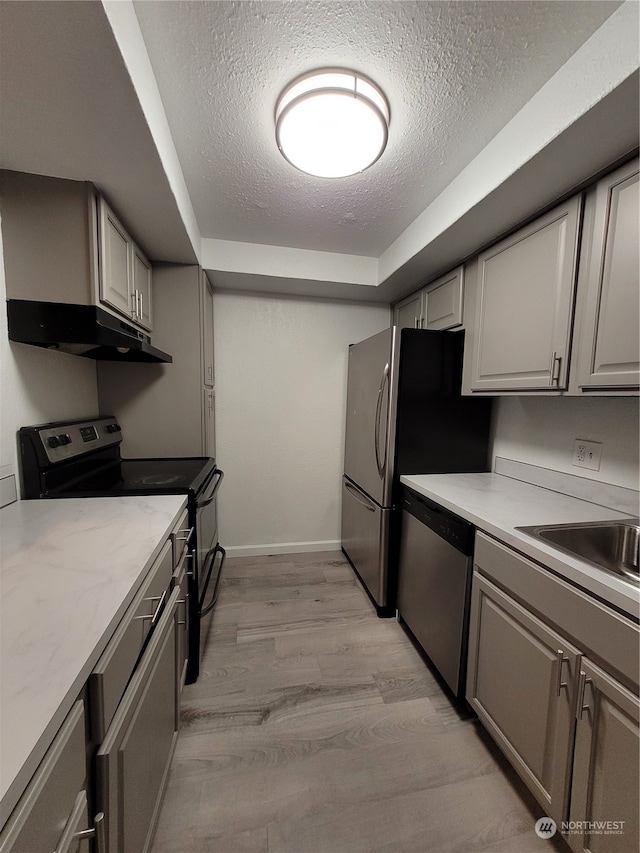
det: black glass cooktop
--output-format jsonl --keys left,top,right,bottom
{"left": 46, "top": 457, "right": 215, "bottom": 497}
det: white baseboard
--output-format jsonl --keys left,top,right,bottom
{"left": 224, "top": 540, "right": 342, "bottom": 558}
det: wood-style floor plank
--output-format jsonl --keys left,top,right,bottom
{"left": 151, "top": 551, "right": 567, "bottom": 853}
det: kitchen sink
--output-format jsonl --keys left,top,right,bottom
{"left": 516, "top": 519, "right": 640, "bottom": 585}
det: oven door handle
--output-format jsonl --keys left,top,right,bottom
{"left": 198, "top": 469, "right": 224, "bottom": 509}
{"left": 200, "top": 544, "right": 226, "bottom": 618}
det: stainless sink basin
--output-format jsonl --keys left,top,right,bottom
{"left": 516, "top": 519, "right": 640, "bottom": 584}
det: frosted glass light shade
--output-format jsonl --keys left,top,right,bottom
{"left": 275, "top": 70, "right": 389, "bottom": 178}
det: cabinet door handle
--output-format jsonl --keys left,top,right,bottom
{"left": 172, "top": 527, "right": 194, "bottom": 570}
{"left": 550, "top": 351, "right": 562, "bottom": 385}
{"left": 139, "top": 290, "right": 143, "bottom": 319}
{"left": 135, "top": 589, "right": 167, "bottom": 627}
{"left": 177, "top": 593, "right": 187, "bottom": 626}
{"left": 71, "top": 812, "right": 106, "bottom": 853}
{"left": 178, "top": 589, "right": 189, "bottom": 625}
{"left": 576, "top": 670, "right": 593, "bottom": 720}
{"left": 555, "top": 649, "right": 568, "bottom": 696}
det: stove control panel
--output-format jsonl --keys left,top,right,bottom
{"left": 29, "top": 417, "right": 123, "bottom": 464}
{"left": 47, "top": 434, "right": 71, "bottom": 449}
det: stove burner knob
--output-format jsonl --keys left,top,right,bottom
{"left": 59, "top": 434, "right": 72, "bottom": 446}
{"left": 105, "top": 423, "right": 122, "bottom": 434}
{"left": 47, "top": 435, "right": 61, "bottom": 449}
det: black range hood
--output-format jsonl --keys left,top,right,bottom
{"left": 7, "top": 300, "right": 172, "bottom": 363}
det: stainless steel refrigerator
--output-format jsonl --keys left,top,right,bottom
{"left": 341, "top": 327, "right": 492, "bottom": 614}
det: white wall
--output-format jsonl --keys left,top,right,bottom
{"left": 0, "top": 214, "right": 99, "bottom": 494}
{"left": 212, "top": 290, "right": 389, "bottom": 554}
{"left": 491, "top": 395, "right": 639, "bottom": 491}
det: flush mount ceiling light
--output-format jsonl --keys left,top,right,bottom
{"left": 275, "top": 69, "right": 390, "bottom": 178}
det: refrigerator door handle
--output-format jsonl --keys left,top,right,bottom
{"left": 344, "top": 479, "right": 376, "bottom": 512}
{"left": 374, "top": 362, "right": 390, "bottom": 478}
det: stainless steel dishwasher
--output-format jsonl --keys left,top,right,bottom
{"left": 397, "top": 487, "right": 475, "bottom": 698}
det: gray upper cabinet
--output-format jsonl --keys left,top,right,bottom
{"left": 132, "top": 244, "right": 153, "bottom": 331}
{"left": 393, "top": 290, "right": 423, "bottom": 330}
{"left": 422, "top": 266, "right": 464, "bottom": 330}
{"left": 98, "top": 196, "right": 153, "bottom": 332}
{"left": 202, "top": 271, "right": 215, "bottom": 387}
{"left": 393, "top": 266, "right": 464, "bottom": 331}
{"left": 204, "top": 387, "right": 216, "bottom": 458}
{"left": 99, "top": 199, "right": 131, "bottom": 319}
{"left": 98, "top": 264, "right": 215, "bottom": 457}
{"left": 467, "top": 197, "right": 582, "bottom": 392}
{"left": 570, "top": 158, "right": 639, "bottom": 394}
{"left": 1, "top": 170, "right": 153, "bottom": 333}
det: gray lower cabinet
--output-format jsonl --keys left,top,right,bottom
{"left": 0, "top": 700, "right": 102, "bottom": 853}
{"left": 89, "top": 522, "right": 183, "bottom": 853}
{"left": 175, "top": 560, "right": 190, "bottom": 692}
{"left": 568, "top": 659, "right": 640, "bottom": 853}
{"left": 570, "top": 158, "right": 639, "bottom": 394}
{"left": 96, "top": 586, "right": 180, "bottom": 853}
{"left": 90, "top": 540, "right": 173, "bottom": 741}
{"left": 468, "top": 533, "right": 640, "bottom": 848}
{"left": 466, "top": 574, "right": 579, "bottom": 824}
{"left": 0, "top": 510, "right": 187, "bottom": 852}
{"left": 170, "top": 507, "right": 192, "bottom": 692}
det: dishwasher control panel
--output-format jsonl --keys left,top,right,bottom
{"left": 402, "top": 488, "right": 474, "bottom": 555}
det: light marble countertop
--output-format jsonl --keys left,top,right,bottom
{"left": 400, "top": 472, "right": 639, "bottom": 620}
{"left": 0, "top": 494, "right": 187, "bottom": 826}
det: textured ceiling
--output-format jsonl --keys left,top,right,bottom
{"left": 134, "top": 0, "right": 620, "bottom": 257}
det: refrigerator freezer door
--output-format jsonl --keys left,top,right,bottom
{"left": 344, "top": 327, "right": 398, "bottom": 507}
{"left": 341, "top": 477, "right": 390, "bottom": 608}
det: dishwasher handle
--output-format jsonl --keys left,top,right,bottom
{"left": 402, "top": 487, "right": 475, "bottom": 556}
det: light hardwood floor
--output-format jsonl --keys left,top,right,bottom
{"left": 151, "top": 551, "right": 568, "bottom": 853}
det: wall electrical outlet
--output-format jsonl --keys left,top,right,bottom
{"left": 572, "top": 439, "right": 602, "bottom": 471}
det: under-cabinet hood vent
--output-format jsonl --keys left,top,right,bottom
{"left": 6, "top": 300, "right": 173, "bottom": 363}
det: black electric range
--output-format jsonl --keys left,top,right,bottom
{"left": 19, "top": 416, "right": 225, "bottom": 683}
